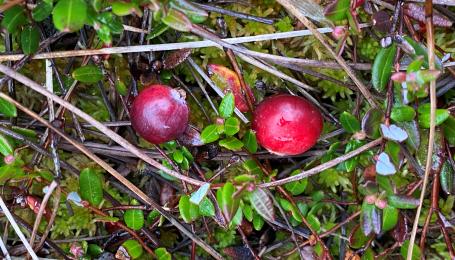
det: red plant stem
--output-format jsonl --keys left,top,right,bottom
{"left": 83, "top": 202, "right": 156, "bottom": 257}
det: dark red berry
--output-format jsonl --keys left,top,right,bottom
{"left": 130, "top": 85, "right": 189, "bottom": 144}
{"left": 252, "top": 94, "right": 323, "bottom": 156}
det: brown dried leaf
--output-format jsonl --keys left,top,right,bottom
{"left": 162, "top": 48, "right": 192, "bottom": 69}
{"left": 177, "top": 124, "right": 204, "bottom": 146}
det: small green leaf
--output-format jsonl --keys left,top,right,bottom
{"left": 391, "top": 105, "right": 415, "bottom": 122}
{"left": 200, "top": 124, "right": 220, "bottom": 144}
{"left": 242, "top": 204, "right": 253, "bottom": 221}
{"left": 146, "top": 22, "right": 169, "bottom": 40}
{"left": 72, "top": 65, "right": 103, "bottom": 84}
{"left": 178, "top": 195, "right": 199, "bottom": 223}
{"left": 122, "top": 240, "right": 143, "bottom": 259}
{"left": 190, "top": 183, "right": 210, "bottom": 205}
{"left": 79, "top": 168, "right": 103, "bottom": 206}
{"left": 111, "top": 1, "right": 142, "bottom": 16}
{"left": 440, "top": 162, "right": 454, "bottom": 195}
{"left": 349, "top": 224, "right": 370, "bottom": 249}
{"left": 417, "top": 104, "right": 449, "bottom": 128}
{"left": 307, "top": 213, "right": 321, "bottom": 232}
{"left": 0, "top": 134, "right": 14, "bottom": 156}
{"left": 124, "top": 209, "right": 144, "bottom": 230}
{"left": 361, "top": 108, "right": 384, "bottom": 138}
{"left": 161, "top": 8, "right": 192, "bottom": 32}
{"left": 224, "top": 117, "right": 240, "bottom": 136}
{"left": 155, "top": 247, "right": 172, "bottom": 260}
{"left": 229, "top": 207, "right": 243, "bottom": 228}
{"left": 32, "top": 0, "right": 53, "bottom": 22}
{"left": 52, "top": 0, "right": 87, "bottom": 32}
{"left": 21, "top": 26, "right": 40, "bottom": 55}
{"left": 284, "top": 170, "right": 308, "bottom": 196}
{"left": 169, "top": 0, "right": 208, "bottom": 24}
{"left": 444, "top": 116, "right": 455, "bottom": 147}
{"left": 382, "top": 205, "right": 398, "bottom": 232}
{"left": 372, "top": 44, "right": 397, "bottom": 92}
{"left": 252, "top": 212, "right": 264, "bottom": 230}
{"left": 0, "top": 97, "right": 17, "bottom": 117}
{"left": 199, "top": 197, "right": 215, "bottom": 217}
{"left": 242, "top": 130, "right": 258, "bottom": 153}
{"left": 219, "top": 137, "right": 243, "bottom": 151}
{"left": 219, "top": 92, "right": 235, "bottom": 119}
{"left": 87, "top": 244, "right": 103, "bottom": 257}
{"left": 250, "top": 188, "right": 275, "bottom": 221}
{"left": 1, "top": 5, "right": 27, "bottom": 33}
{"left": 216, "top": 182, "right": 239, "bottom": 223}
{"left": 401, "top": 240, "right": 421, "bottom": 260}
{"left": 398, "top": 120, "right": 420, "bottom": 151}
{"left": 0, "top": 165, "right": 27, "bottom": 184}
{"left": 387, "top": 195, "right": 419, "bottom": 209}
{"left": 340, "top": 111, "right": 360, "bottom": 133}
{"left": 324, "top": 0, "right": 350, "bottom": 21}
{"left": 172, "top": 150, "right": 184, "bottom": 164}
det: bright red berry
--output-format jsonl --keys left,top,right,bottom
{"left": 252, "top": 94, "right": 323, "bottom": 156}
{"left": 130, "top": 85, "right": 189, "bottom": 144}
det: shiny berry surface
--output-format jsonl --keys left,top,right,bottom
{"left": 252, "top": 94, "right": 323, "bottom": 155}
{"left": 130, "top": 85, "right": 189, "bottom": 144}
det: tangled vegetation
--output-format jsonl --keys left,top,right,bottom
{"left": 0, "top": 0, "right": 454, "bottom": 259}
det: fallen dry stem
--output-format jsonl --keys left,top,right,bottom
{"left": 259, "top": 138, "right": 382, "bottom": 187}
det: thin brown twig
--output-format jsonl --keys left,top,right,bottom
{"left": 407, "top": 0, "right": 437, "bottom": 258}
{"left": 259, "top": 138, "right": 382, "bottom": 187}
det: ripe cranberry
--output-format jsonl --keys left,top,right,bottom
{"left": 252, "top": 94, "right": 323, "bottom": 156}
{"left": 130, "top": 85, "right": 189, "bottom": 144}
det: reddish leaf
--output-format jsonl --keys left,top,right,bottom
{"left": 404, "top": 4, "right": 452, "bottom": 28}
{"left": 391, "top": 212, "right": 407, "bottom": 244}
{"left": 207, "top": 64, "right": 255, "bottom": 112}
{"left": 26, "top": 195, "right": 51, "bottom": 221}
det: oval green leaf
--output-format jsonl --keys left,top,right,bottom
{"left": 124, "top": 209, "right": 144, "bottom": 230}
{"left": 201, "top": 124, "right": 220, "bottom": 144}
{"left": 391, "top": 105, "right": 415, "bottom": 122}
{"left": 0, "top": 97, "right": 17, "bottom": 117}
{"left": 0, "top": 134, "right": 14, "bottom": 157}
{"left": 21, "top": 26, "right": 40, "bottom": 55}
{"left": 79, "top": 168, "right": 103, "bottom": 206}
{"left": 372, "top": 44, "right": 397, "bottom": 92}
{"left": 250, "top": 188, "right": 275, "bottom": 221}
{"left": 242, "top": 130, "right": 258, "bottom": 153}
{"left": 387, "top": 195, "right": 419, "bottom": 209}
{"left": 52, "top": 0, "right": 87, "bottom": 32}
{"left": 178, "top": 195, "right": 199, "bottom": 223}
{"left": 122, "top": 239, "right": 143, "bottom": 259}
{"left": 33, "top": 0, "right": 53, "bottom": 22}
{"left": 224, "top": 117, "right": 240, "bottom": 136}
{"left": 1, "top": 5, "right": 27, "bottom": 33}
{"left": 219, "top": 136, "right": 243, "bottom": 151}
{"left": 340, "top": 111, "right": 360, "bottom": 133}
{"left": 72, "top": 65, "right": 103, "bottom": 84}
{"left": 219, "top": 92, "right": 235, "bottom": 119}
